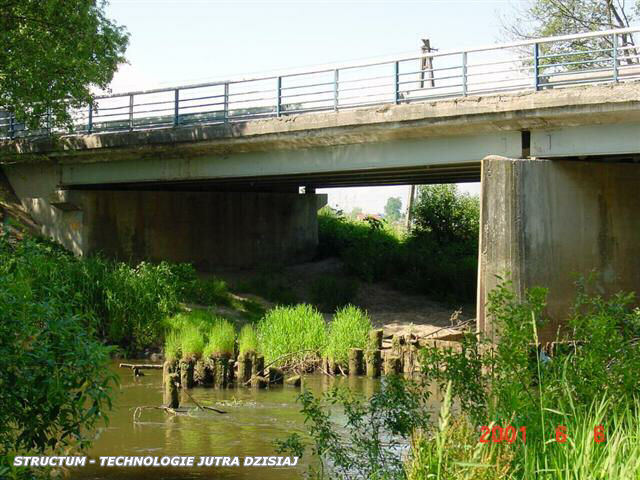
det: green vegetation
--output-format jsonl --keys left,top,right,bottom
{"left": 324, "top": 305, "right": 372, "bottom": 365}
{"left": 235, "top": 272, "right": 299, "bottom": 306}
{"left": 1, "top": 0, "right": 129, "bottom": 129}
{"left": 309, "top": 275, "right": 359, "bottom": 312}
{"left": 279, "top": 281, "right": 640, "bottom": 479}
{"left": 238, "top": 324, "right": 259, "bottom": 356}
{"left": 180, "top": 325, "right": 206, "bottom": 360}
{"left": 384, "top": 196, "right": 403, "bottom": 222}
{"left": 203, "top": 319, "right": 236, "bottom": 358}
{"left": 0, "top": 236, "right": 115, "bottom": 477}
{"left": 164, "top": 331, "right": 181, "bottom": 362}
{"left": 318, "top": 184, "right": 479, "bottom": 302}
{"left": 257, "top": 304, "right": 326, "bottom": 369}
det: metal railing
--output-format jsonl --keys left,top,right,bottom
{"left": 1, "top": 27, "right": 639, "bottom": 140}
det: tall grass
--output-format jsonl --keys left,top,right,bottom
{"left": 238, "top": 324, "right": 259, "bottom": 356}
{"left": 203, "top": 319, "right": 236, "bottom": 358}
{"left": 257, "top": 304, "right": 326, "bottom": 368}
{"left": 164, "top": 331, "right": 181, "bottom": 362}
{"left": 180, "top": 325, "right": 205, "bottom": 359}
{"left": 324, "top": 305, "right": 371, "bottom": 365}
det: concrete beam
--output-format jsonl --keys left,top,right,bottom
{"left": 58, "top": 133, "right": 518, "bottom": 187}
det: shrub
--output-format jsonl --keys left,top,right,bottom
{"left": 324, "top": 305, "right": 371, "bottom": 365}
{"left": 0, "top": 237, "right": 114, "bottom": 473}
{"left": 238, "top": 324, "right": 259, "bottom": 356}
{"left": 257, "top": 304, "right": 326, "bottom": 368}
{"left": 203, "top": 319, "right": 236, "bottom": 358}
{"left": 309, "top": 275, "right": 359, "bottom": 312}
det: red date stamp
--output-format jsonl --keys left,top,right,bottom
{"left": 479, "top": 425, "right": 606, "bottom": 444}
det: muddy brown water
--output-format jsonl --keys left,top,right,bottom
{"left": 71, "top": 361, "right": 386, "bottom": 479}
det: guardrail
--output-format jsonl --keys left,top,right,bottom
{"left": 1, "top": 27, "right": 639, "bottom": 139}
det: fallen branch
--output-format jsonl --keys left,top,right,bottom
{"left": 178, "top": 381, "right": 227, "bottom": 414}
{"left": 119, "top": 363, "right": 163, "bottom": 370}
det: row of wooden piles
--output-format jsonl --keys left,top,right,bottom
{"left": 323, "top": 329, "right": 425, "bottom": 377}
{"left": 162, "top": 352, "right": 301, "bottom": 408}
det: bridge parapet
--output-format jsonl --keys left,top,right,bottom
{"left": 1, "top": 27, "right": 639, "bottom": 141}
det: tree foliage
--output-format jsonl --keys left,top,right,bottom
{"left": 0, "top": 0, "right": 129, "bottom": 128}
{"left": 411, "top": 184, "right": 479, "bottom": 245}
{"left": 384, "top": 196, "right": 403, "bottom": 222}
{"left": 503, "top": 0, "right": 639, "bottom": 70}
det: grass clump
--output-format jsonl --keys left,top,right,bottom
{"left": 325, "top": 305, "right": 371, "bottom": 365}
{"left": 258, "top": 304, "right": 326, "bottom": 369}
{"left": 309, "top": 275, "right": 359, "bottom": 312}
{"left": 164, "top": 331, "right": 181, "bottom": 362}
{"left": 203, "top": 319, "right": 236, "bottom": 358}
{"left": 180, "top": 324, "right": 205, "bottom": 360}
{"left": 238, "top": 324, "right": 259, "bottom": 356}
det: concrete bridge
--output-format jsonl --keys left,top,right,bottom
{"left": 2, "top": 27, "right": 640, "bottom": 339}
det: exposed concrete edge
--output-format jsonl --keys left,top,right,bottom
{"left": 2, "top": 82, "right": 640, "bottom": 165}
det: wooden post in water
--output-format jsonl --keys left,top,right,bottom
{"left": 370, "top": 329, "right": 383, "bottom": 349}
{"left": 179, "top": 359, "right": 195, "bottom": 389}
{"left": 214, "top": 358, "right": 229, "bottom": 388}
{"left": 384, "top": 355, "right": 402, "bottom": 375}
{"left": 237, "top": 353, "right": 252, "bottom": 385}
{"left": 205, "top": 357, "right": 217, "bottom": 388}
{"left": 365, "top": 349, "right": 382, "bottom": 378}
{"left": 193, "top": 359, "right": 207, "bottom": 386}
{"left": 268, "top": 367, "right": 284, "bottom": 385}
{"left": 348, "top": 348, "right": 364, "bottom": 375}
{"left": 252, "top": 355, "right": 267, "bottom": 388}
{"left": 165, "top": 373, "right": 179, "bottom": 408}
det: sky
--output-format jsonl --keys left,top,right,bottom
{"left": 104, "top": 0, "right": 518, "bottom": 213}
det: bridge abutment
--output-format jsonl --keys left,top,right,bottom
{"left": 1, "top": 162, "right": 326, "bottom": 268}
{"left": 477, "top": 156, "right": 640, "bottom": 342}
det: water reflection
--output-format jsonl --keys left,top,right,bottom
{"left": 73, "top": 362, "right": 385, "bottom": 479}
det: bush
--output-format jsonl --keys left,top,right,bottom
{"left": 0, "top": 238, "right": 114, "bottom": 474}
{"left": 257, "top": 304, "right": 326, "bottom": 369}
{"left": 203, "top": 319, "right": 236, "bottom": 358}
{"left": 317, "top": 189, "right": 480, "bottom": 303}
{"left": 238, "top": 324, "right": 259, "bottom": 356}
{"left": 412, "top": 184, "right": 479, "bottom": 245}
{"left": 309, "top": 275, "right": 359, "bottom": 312}
{"left": 275, "top": 376, "right": 431, "bottom": 480}
{"left": 324, "top": 305, "right": 371, "bottom": 365}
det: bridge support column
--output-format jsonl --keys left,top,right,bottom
{"left": 477, "top": 156, "right": 640, "bottom": 342}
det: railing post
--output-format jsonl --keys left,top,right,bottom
{"left": 533, "top": 42, "right": 540, "bottom": 91}
{"left": 128, "top": 94, "right": 134, "bottom": 130}
{"left": 394, "top": 61, "right": 400, "bottom": 104}
{"left": 612, "top": 33, "right": 619, "bottom": 83}
{"left": 9, "top": 114, "right": 15, "bottom": 139}
{"left": 223, "top": 82, "right": 229, "bottom": 122}
{"left": 174, "top": 89, "right": 180, "bottom": 126}
{"left": 462, "top": 51, "right": 468, "bottom": 96}
{"left": 333, "top": 69, "right": 339, "bottom": 111}
{"left": 276, "top": 76, "right": 282, "bottom": 117}
{"left": 88, "top": 103, "right": 93, "bottom": 133}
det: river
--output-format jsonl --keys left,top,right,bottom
{"left": 72, "top": 360, "right": 384, "bottom": 479}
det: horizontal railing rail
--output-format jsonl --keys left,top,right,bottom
{"left": 1, "top": 27, "right": 639, "bottom": 140}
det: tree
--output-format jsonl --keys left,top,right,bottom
{"left": 502, "top": 0, "right": 639, "bottom": 70}
{"left": 0, "top": 0, "right": 129, "bottom": 129}
{"left": 411, "top": 184, "right": 479, "bottom": 244}
{"left": 384, "top": 197, "right": 402, "bottom": 222}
